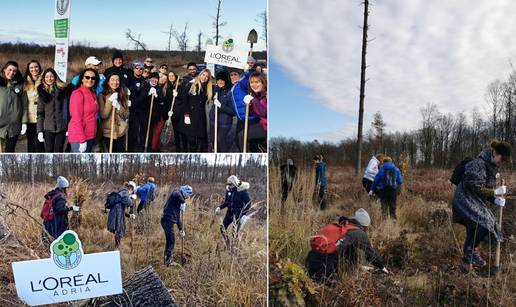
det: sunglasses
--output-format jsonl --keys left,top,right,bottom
{"left": 135, "top": 67, "right": 143, "bottom": 70}
{"left": 145, "top": 60, "right": 153, "bottom": 63}
{"left": 83, "top": 75, "right": 97, "bottom": 80}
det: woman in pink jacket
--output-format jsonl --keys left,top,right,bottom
{"left": 238, "top": 72, "right": 267, "bottom": 152}
{"left": 68, "top": 68, "right": 99, "bottom": 153}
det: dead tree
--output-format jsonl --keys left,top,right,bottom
{"left": 197, "top": 31, "right": 203, "bottom": 52}
{"left": 173, "top": 23, "right": 189, "bottom": 53}
{"left": 125, "top": 29, "right": 147, "bottom": 51}
{"left": 212, "top": 0, "right": 227, "bottom": 45}
{"left": 106, "top": 266, "right": 177, "bottom": 307}
{"left": 356, "top": 0, "right": 370, "bottom": 175}
{"left": 162, "top": 24, "right": 174, "bottom": 52}
{"left": 256, "top": 10, "right": 268, "bottom": 48}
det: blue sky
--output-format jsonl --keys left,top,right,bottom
{"left": 270, "top": 0, "right": 516, "bottom": 142}
{"left": 0, "top": 0, "right": 266, "bottom": 51}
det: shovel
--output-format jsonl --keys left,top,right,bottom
{"left": 214, "top": 92, "right": 219, "bottom": 153}
{"left": 144, "top": 94, "right": 155, "bottom": 153}
{"left": 180, "top": 211, "right": 187, "bottom": 264}
{"left": 247, "top": 29, "right": 258, "bottom": 57}
{"left": 160, "top": 78, "right": 181, "bottom": 148}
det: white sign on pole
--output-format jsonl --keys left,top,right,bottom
{"left": 204, "top": 38, "right": 248, "bottom": 69}
{"left": 11, "top": 231, "right": 123, "bottom": 306}
{"left": 54, "top": 0, "right": 72, "bottom": 81}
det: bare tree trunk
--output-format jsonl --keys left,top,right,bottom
{"left": 356, "top": 0, "right": 370, "bottom": 175}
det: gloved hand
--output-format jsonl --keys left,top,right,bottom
{"left": 215, "top": 207, "right": 221, "bottom": 215}
{"left": 173, "top": 90, "right": 178, "bottom": 97}
{"left": 21, "top": 124, "right": 27, "bottom": 135}
{"left": 381, "top": 267, "right": 390, "bottom": 274}
{"left": 495, "top": 197, "right": 506, "bottom": 207}
{"left": 168, "top": 111, "right": 173, "bottom": 117}
{"left": 130, "top": 194, "right": 137, "bottom": 200}
{"left": 180, "top": 203, "right": 186, "bottom": 211}
{"left": 37, "top": 132, "right": 45, "bottom": 143}
{"left": 495, "top": 186, "right": 507, "bottom": 196}
{"left": 127, "top": 89, "right": 131, "bottom": 96}
{"left": 72, "top": 205, "right": 80, "bottom": 212}
{"left": 108, "top": 92, "right": 119, "bottom": 102}
{"left": 130, "top": 214, "right": 136, "bottom": 219}
{"left": 368, "top": 190, "right": 374, "bottom": 197}
{"left": 179, "top": 230, "right": 185, "bottom": 238}
{"left": 78, "top": 142, "right": 87, "bottom": 153}
{"left": 214, "top": 98, "right": 222, "bottom": 108}
{"left": 66, "top": 131, "right": 68, "bottom": 137}
{"left": 111, "top": 99, "right": 121, "bottom": 111}
{"left": 239, "top": 215, "right": 249, "bottom": 226}
{"left": 243, "top": 95, "right": 253, "bottom": 105}
{"left": 148, "top": 87, "right": 157, "bottom": 97}
{"left": 127, "top": 100, "right": 132, "bottom": 107}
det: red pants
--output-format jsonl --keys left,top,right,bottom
{"left": 152, "top": 119, "right": 165, "bottom": 151}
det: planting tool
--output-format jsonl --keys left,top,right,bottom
{"left": 247, "top": 29, "right": 258, "bottom": 57}
{"left": 160, "top": 78, "right": 180, "bottom": 147}
{"left": 144, "top": 94, "right": 155, "bottom": 153}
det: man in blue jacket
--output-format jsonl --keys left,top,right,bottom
{"left": 136, "top": 177, "right": 157, "bottom": 213}
{"left": 370, "top": 157, "right": 404, "bottom": 219}
{"left": 313, "top": 155, "right": 328, "bottom": 210}
{"left": 161, "top": 185, "right": 192, "bottom": 267}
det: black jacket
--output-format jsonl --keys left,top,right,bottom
{"left": 37, "top": 85, "right": 67, "bottom": 133}
{"left": 126, "top": 75, "right": 146, "bottom": 112}
{"left": 135, "top": 81, "right": 164, "bottom": 122}
{"left": 209, "top": 86, "right": 235, "bottom": 129}
{"left": 162, "top": 191, "right": 184, "bottom": 229}
{"left": 220, "top": 182, "right": 251, "bottom": 216}
{"left": 181, "top": 82, "right": 209, "bottom": 138}
{"left": 43, "top": 188, "right": 70, "bottom": 239}
{"left": 104, "top": 66, "right": 132, "bottom": 85}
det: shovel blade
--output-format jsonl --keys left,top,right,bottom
{"left": 247, "top": 29, "right": 258, "bottom": 44}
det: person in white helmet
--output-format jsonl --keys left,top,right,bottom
{"left": 306, "top": 208, "right": 388, "bottom": 282}
{"left": 215, "top": 175, "right": 252, "bottom": 242}
{"left": 106, "top": 181, "right": 137, "bottom": 249}
{"left": 42, "top": 176, "right": 79, "bottom": 239}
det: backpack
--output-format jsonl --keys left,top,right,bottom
{"left": 40, "top": 192, "right": 61, "bottom": 222}
{"left": 105, "top": 192, "right": 122, "bottom": 210}
{"left": 147, "top": 186, "right": 156, "bottom": 201}
{"left": 310, "top": 223, "right": 360, "bottom": 254}
{"left": 450, "top": 157, "right": 474, "bottom": 185}
{"left": 383, "top": 168, "right": 398, "bottom": 189}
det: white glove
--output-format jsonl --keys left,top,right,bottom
{"left": 243, "top": 95, "right": 253, "bottom": 105}
{"left": 173, "top": 90, "right": 178, "bottom": 97}
{"left": 72, "top": 205, "right": 80, "bottom": 212}
{"left": 179, "top": 230, "right": 185, "bottom": 238}
{"left": 495, "top": 197, "right": 506, "bottom": 207}
{"left": 180, "top": 203, "right": 186, "bottom": 211}
{"left": 78, "top": 142, "right": 87, "bottom": 153}
{"left": 215, "top": 207, "right": 221, "bottom": 215}
{"left": 127, "top": 100, "right": 132, "bottom": 107}
{"left": 111, "top": 99, "right": 121, "bottom": 111}
{"left": 66, "top": 131, "right": 68, "bottom": 137}
{"left": 239, "top": 215, "right": 249, "bottom": 226}
{"left": 148, "top": 87, "right": 157, "bottom": 97}
{"left": 108, "top": 92, "right": 118, "bottom": 102}
{"left": 214, "top": 98, "right": 222, "bottom": 108}
{"left": 168, "top": 111, "right": 173, "bottom": 117}
{"left": 368, "top": 190, "right": 374, "bottom": 197}
{"left": 127, "top": 89, "right": 131, "bottom": 96}
{"left": 130, "top": 214, "right": 136, "bottom": 219}
{"left": 21, "top": 124, "right": 27, "bottom": 135}
{"left": 130, "top": 194, "right": 137, "bottom": 200}
{"left": 494, "top": 186, "right": 507, "bottom": 196}
{"left": 37, "top": 132, "right": 45, "bottom": 143}
{"left": 381, "top": 267, "right": 390, "bottom": 274}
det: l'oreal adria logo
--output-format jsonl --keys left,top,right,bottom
{"left": 51, "top": 231, "right": 82, "bottom": 270}
{"left": 222, "top": 39, "right": 235, "bottom": 53}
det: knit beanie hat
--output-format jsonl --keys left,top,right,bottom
{"left": 56, "top": 176, "right": 69, "bottom": 189}
{"left": 352, "top": 208, "right": 371, "bottom": 227}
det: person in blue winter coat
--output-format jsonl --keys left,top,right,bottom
{"left": 231, "top": 66, "right": 259, "bottom": 152}
{"left": 313, "top": 155, "right": 328, "bottom": 210}
{"left": 210, "top": 70, "right": 236, "bottom": 152}
{"left": 136, "top": 177, "right": 157, "bottom": 213}
{"left": 369, "top": 157, "right": 404, "bottom": 219}
{"left": 43, "top": 176, "right": 80, "bottom": 239}
{"left": 161, "top": 185, "right": 193, "bottom": 267}
{"left": 106, "top": 181, "right": 137, "bottom": 249}
{"left": 215, "top": 175, "right": 252, "bottom": 244}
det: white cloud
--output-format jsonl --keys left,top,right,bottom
{"left": 271, "top": 0, "right": 516, "bottom": 136}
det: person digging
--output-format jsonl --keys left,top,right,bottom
{"left": 161, "top": 185, "right": 192, "bottom": 267}
{"left": 214, "top": 175, "right": 252, "bottom": 246}
{"left": 306, "top": 208, "right": 389, "bottom": 283}
{"left": 451, "top": 141, "right": 512, "bottom": 274}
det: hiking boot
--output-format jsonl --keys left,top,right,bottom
{"left": 460, "top": 261, "right": 474, "bottom": 274}
{"left": 471, "top": 248, "right": 487, "bottom": 268}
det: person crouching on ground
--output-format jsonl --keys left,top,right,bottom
{"left": 161, "top": 185, "right": 192, "bottom": 267}
{"left": 452, "top": 141, "right": 512, "bottom": 273}
{"left": 107, "top": 181, "right": 137, "bottom": 249}
{"left": 306, "top": 208, "right": 388, "bottom": 283}
{"left": 42, "top": 176, "right": 80, "bottom": 239}
{"left": 214, "top": 175, "right": 252, "bottom": 243}
{"left": 369, "top": 157, "right": 403, "bottom": 219}
{"left": 363, "top": 154, "right": 384, "bottom": 193}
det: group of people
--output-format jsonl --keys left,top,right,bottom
{"left": 41, "top": 173, "right": 253, "bottom": 268}
{"left": 303, "top": 140, "right": 512, "bottom": 283}
{"left": 0, "top": 50, "right": 267, "bottom": 153}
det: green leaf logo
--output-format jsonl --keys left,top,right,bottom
{"left": 51, "top": 231, "right": 83, "bottom": 270}
{"left": 222, "top": 39, "right": 235, "bottom": 53}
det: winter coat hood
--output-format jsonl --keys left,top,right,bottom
{"left": 237, "top": 181, "right": 250, "bottom": 192}
{"left": 478, "top": 148, "right": 494, "bottom": 165}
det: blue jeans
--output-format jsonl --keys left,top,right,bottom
{"left": 70, "top": 139, "right": 95, "bottom": 153}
